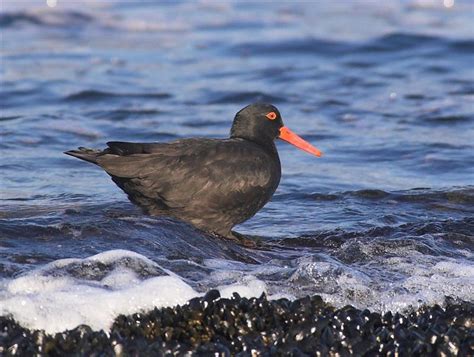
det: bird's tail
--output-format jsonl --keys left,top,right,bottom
{"left": 64, "top": 147, "right": 102, "bottom": 165}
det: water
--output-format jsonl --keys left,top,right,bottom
{"left": 1, "top": 0, "right": 473, "bottom": 333}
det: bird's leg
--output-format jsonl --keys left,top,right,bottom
{"left": 209, "top": 228, "right": 256, "bottom": 248}
{"left": 219, "top": 230, "right": 258, "bottom": 248}
{"left": 232, "top": 231, "right": 259, "bottom": 248}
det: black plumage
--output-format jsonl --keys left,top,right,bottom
{"left": 65, "top": 103, "right": 321, "bottom": 242}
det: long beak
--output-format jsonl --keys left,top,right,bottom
{"left": 279, "top": 126, "right": 323, "bottom": 157}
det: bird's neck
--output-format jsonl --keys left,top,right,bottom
{"left": 234, "top": 135, "right": 279, "bottom": 156}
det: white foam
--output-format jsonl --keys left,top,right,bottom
{"left": 272, "top": 255, "right": 474, "bottom": 313}
{"left": 218, "top": 276, "right": 267, "bottom": 299}
{"left": 1, "top": 248, "right": 473, "bottom": 334}
{"left": 0, "top": 250, "right": 274, "bottom": 334}
{"left": 0, "top": 250, "right": 199, "bottom": 334}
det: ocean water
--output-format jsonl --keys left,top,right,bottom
{"left": 1, "top": 0, "right": 473, "bottom": 334}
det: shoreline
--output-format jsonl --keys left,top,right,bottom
{"left": 1, "top": 292, "right": 472, "bottom": 355}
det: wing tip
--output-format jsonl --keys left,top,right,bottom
{"left": 64, "top": 148, "right": 100, "bottom": 164}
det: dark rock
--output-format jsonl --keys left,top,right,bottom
{"left": 0, "top": 295, "right": 472, "bottom": 355}
{"left": 203, "top": 289, "right": 221, "bottom": 303}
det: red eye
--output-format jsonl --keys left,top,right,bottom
{"left": 266, "top": 112, "right": 277, "bottom": 120}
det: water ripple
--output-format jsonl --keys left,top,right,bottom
{"left": 65, "top": 90, "right": 172, "bottom": 102}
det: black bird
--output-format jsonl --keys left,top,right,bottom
{"left": 65, "top": 103, "right": 322, "bottom": 243}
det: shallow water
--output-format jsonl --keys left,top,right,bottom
{"left": 1, "top": 0, "right": 473, "bottom": 333}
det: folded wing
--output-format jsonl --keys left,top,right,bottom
{"left": 96, "top": 139, "right": 277, "bottom": 214}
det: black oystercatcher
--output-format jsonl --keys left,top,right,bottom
{"left": 65, "top": 103, "right": 322, "bottom": 243}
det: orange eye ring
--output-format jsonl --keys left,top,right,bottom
{"left": 266, "top": 112, "right": 277, "bottom": 120}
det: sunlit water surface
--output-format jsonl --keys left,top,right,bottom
{"left": 1, "top": 0, "right": 473, "bottom": 333}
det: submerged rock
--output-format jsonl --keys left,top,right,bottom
{"left": 0, "top": 293, "right": 472, "bottom": 355}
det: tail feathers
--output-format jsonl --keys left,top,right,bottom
{"left": 64, "top": 147, "right": 102, "bottom": 164}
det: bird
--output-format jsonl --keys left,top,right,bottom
{"left": 65, "top": 103, "right": 322, "bottom": 245}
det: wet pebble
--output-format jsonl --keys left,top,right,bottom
{"left": 0, "top": 294, "right": 472, "bottom": 355}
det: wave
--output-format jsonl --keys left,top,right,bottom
{"left": 205, "top": 91, "right": 286, "bottom": 105}
{"left": 275, "top": 187, "right": 474, "bottom": 208}
{"left": 228, "top": 33, "right": 474, "bottom": 58}
{"left": 347, "top": 187, "right": 474, "bottom": 205}
{"left": 86, "top": 108, "right": 163, "bottom": 121}
{"left": 357, "top": 33, "right": 441, "bottom": 52}
{"left": 0, "top": 191, "right": 472, "bottom": 335}
{"left": 64, "top": 90, "right": 172, "bottom": 102}
{"left": 0, "top": 8, "right": 188, "bottom": 32}
{"left": 1, "top": 232, "right": 472, "bottom": 334}
{"left": 420, "top": 114, "right": 474, "bottom": 125}
{"left": 0, "top": 10, "right": 94, "bottom": 28}
{"left": 276, "top": 216, "right": 474, "bottom": 251}
{"left": 0, "top": 115, "right": 22, "bottom": 122}
{"left": 0, "top": 250, "right": 199, "bottom": 333}
{"left": 229, "top": 38, "right": 354, "bottom": 57}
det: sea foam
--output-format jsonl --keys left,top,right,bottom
{"left": 2, "top": 248, "right": 473, "bottom": 334}
{"left": 0, "top": 250, "right": 201, "bottom": 333}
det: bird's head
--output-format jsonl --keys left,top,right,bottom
{"left": 230, "top": 103, "right": 322, "bottom": 157}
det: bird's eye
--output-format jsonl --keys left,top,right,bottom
{"left": 266, "top": 112, "right": 277, "bottom": 120}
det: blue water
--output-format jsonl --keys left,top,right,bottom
{"left": 1, "top": 0, "right": 473, "bottom": 332}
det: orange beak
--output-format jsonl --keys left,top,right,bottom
{"left": 279, "top": 126, "right": 323, "bottom": 157}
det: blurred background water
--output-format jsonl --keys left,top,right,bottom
{"left": 0, "top": 0, "right": 473, "bottom": 333}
